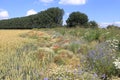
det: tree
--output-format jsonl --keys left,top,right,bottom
{"left": 33, "top": 7, "right": 64, "bottom": 28}
{"left": 88, "top": 21, "right": 98, "bottom": 28}
{"left": 66, "top": 11, "right": 88, "bottom": 27}
{"left": 45, "top": 7, "right": 64, "bottom": 27}
{"left": 107, "top": 25, "right": 120, "bottom": 29}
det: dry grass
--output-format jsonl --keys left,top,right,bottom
{"left": 0, "top": 30, "right": 35, "bottom": 52}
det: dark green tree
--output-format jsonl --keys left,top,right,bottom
{"left": 44, "top": 7, "right": 64, "bottom": 27}
{"left": 0, "top": 7, "right": 64, "bottom": 29}
{"left": 32, "top": 7, "right": 64, "bottom": 28}
{"left": 107, "top": 25, "right": 120, "bottom": 29}
{"left": 66, "top": 11, "right": 88, "bottom": 27}
{"left": 88, "top": 21, "right": 98, "bottom": 28}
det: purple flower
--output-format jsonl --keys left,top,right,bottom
{"left": 101, "top": 74, "right": 106, "bottom": 79}
{"left": 78, "top": 69, "right": 83, "bottom": 75}
{"left": 88, "top": 50, "right": 96, "bottom": 59}
{"left": 93, "top": 73, "right": 98, "bottom": 77}
{"left": 44, "top": 78, "right": 48, "bottom": 80}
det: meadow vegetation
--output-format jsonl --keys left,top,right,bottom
{"left": 0, "top": 27, "right": 120, "bottom": 80}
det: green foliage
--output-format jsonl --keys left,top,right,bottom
{"left": 84, "top": 29, "right": 101, "bottom": 42}
{"left": 0, "top": 7, "right": 64, "bottom": 29}
{"left": 34, "top": 7, "right": 64, "bottom": 28}
{"left": 88, "top": 21, "right": 98, "bottom": 28}
{"left": 68, "top": 42, "right": 81, "bottom": 54}
{"left": 66, "top": 11, "right": 88, "bottom": 27}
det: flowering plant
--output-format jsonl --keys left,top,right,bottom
{"left": 113, "top": 57, "right": 120, "bottom": 69}
{"left": 106, "top": 39, "right": 119, "bottom": 51}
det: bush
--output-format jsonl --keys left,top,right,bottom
{"left": 88, "top": 21, "right": 98, "bottom": 28}
{"left": 84, "top": 29, "right": 101, "bottom": 42}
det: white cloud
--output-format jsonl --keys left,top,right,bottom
{"left": 99, "top": 23, "right": 111, "bottom": 28}
{"left": 26, "top": 9, "right": 37, "bottom": 16}
{"left": 66, "top": 12, "right": 70, "bottom": 16}
{"left": 0, "top": 9, "right": 9, "bottom": 20}
{"left": 59, "top": 0, "right": 86, "bottom": 5}
{"left": 113, "top": 22, "right": 120, "bottom": 26}
{"left": 40, "top": 0, "right": 53, "bottom": 3}
{"left": 99, "top": 21, "right": 120, "bottom": 28}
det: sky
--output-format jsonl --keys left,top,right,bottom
{"left": 0, "top": 0, "right": 120, "bottom": 27}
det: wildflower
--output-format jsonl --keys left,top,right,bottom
{"left": 106, "top": 39, "right": 119, "bottom": 51}
{"left": 44, "top": 78, "right": 49, "bottom": 80}
{"left": 113, "top": 57, "right": 120, "bottom": 69}
{"left": 78, "top": 69, "right": 83, "bottom": 75}
{"left": 101, "top": 74, "right": 106, "bottom": 80}
{"left": 93, "top": 73, "right": 98, "bottom": 77}
{"left": 52, "top": 45, "right": 60, "bottom": 50}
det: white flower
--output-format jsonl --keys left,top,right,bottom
{"left": 113, "top": 58, "right": 120, "bottom": 69}
{"left": 106, "top": 39, "right": 119, "bottom": 51}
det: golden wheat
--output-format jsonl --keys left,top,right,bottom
{"left": 0, "top": 30, "right": 36, "bottom": 70}
{"left": 0, "top": 30, "right": 36, "bottom": 52}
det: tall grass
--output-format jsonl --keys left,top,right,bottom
{"left": 0, "top": 28, "right": 120, "bottom": 80}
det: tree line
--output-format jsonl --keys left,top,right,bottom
{"left": 0, "top": 7, "right": 64, "bottom": 29}
{"left": 0, "top": 7, "right": 101, "bottom": 29}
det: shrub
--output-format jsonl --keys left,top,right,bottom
{"left": 88, "top": 21, "right": 98, "bottom": 28}
{"left": 68, "top": 41, "right": 81, "bottom": 54}
{"left": 84, "top": 29, "right": 101, "bottom": 42}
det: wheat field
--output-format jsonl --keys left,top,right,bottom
{"left": 0, "top": 30, "right": 35, "bottom": 51}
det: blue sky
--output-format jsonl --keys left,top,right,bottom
{"left": 0, "top": 0, "right": 120, "bottom": 27}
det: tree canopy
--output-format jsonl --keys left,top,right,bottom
{"left": 88, "top": 21, "right": 98, "bottom": 28}
{"left": 66, "top": 12, "right": 88, "bottom": 27}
